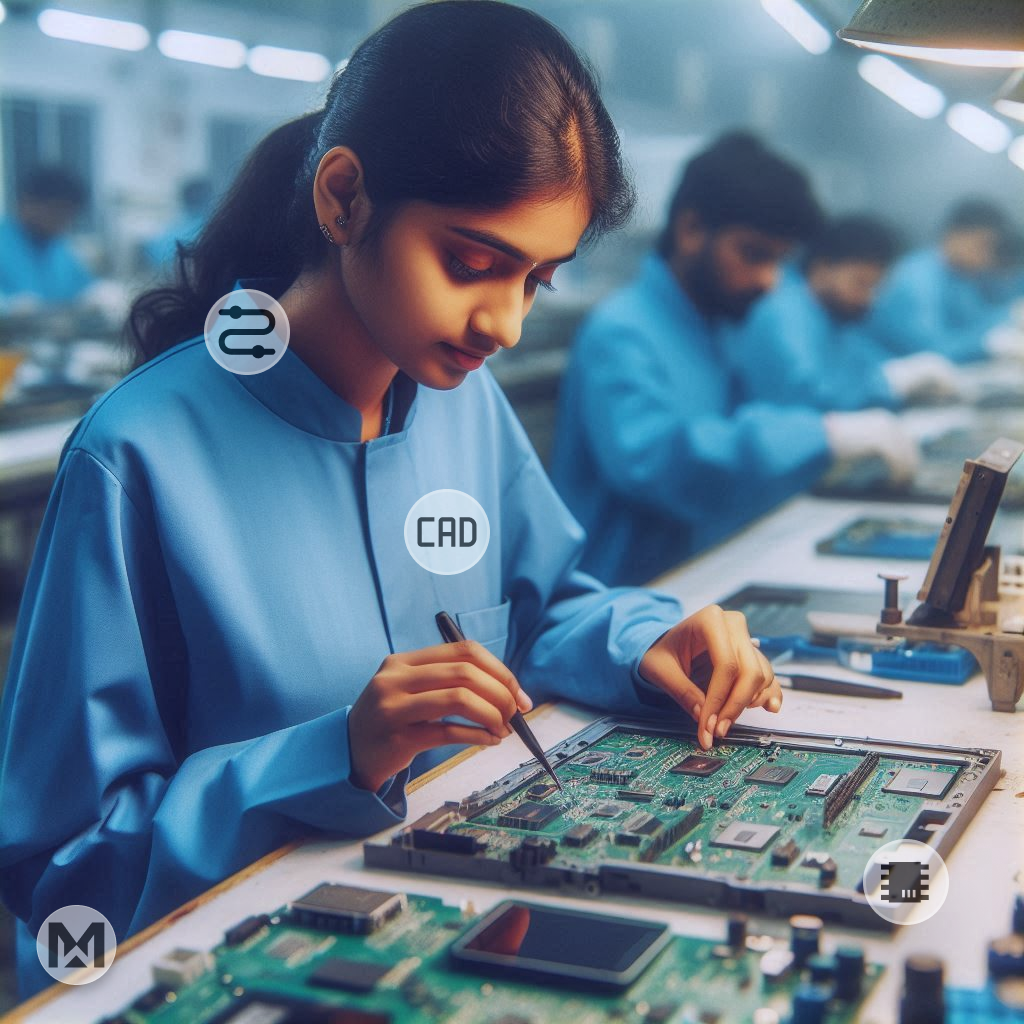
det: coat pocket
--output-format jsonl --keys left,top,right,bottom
{"left": 455, "top": 599, "right": 512, "bottom": 661}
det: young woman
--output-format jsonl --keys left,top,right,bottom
{"left": 0, "top": 0, "right": 778, "bottom": 1000}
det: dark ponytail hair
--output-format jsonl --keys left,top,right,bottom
{"left": 129, "top": 0, "right": 635, "bottom": 363}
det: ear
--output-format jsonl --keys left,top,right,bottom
{"left": 673, "top": 208, "right": 707, "bottom": 260}
{"left": 313, "top": 146, "right": 368, "bottom": 245}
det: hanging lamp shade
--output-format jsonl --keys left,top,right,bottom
{"left": 995, "top": 69, "right": 1024, "bottom": 120}
{"left": 838, "top": 0, "right": 1024, "bottom": 67}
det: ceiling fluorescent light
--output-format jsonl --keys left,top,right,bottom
{"left": 857, "top": 54, "right": 945, "bottom": 118}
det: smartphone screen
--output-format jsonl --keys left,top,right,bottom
{"left": 450, "top": 901, "right": 670, "bottom": 988}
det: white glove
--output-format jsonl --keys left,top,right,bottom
{"left": 985, "top": 324, "right": 1024, "bottom": 360}
{"left": 882, "top": 352, "right": 961, "bottom": 403}
{"left": 823, "top": 408, "right": 920, "bottom": 486}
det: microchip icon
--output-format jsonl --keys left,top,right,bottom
{"left": 880, "top": 861, "right": 929, "bottom": 903}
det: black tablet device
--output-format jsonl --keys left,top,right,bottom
{"left": 449, "top": 900, "right": 671, "bottom": 989}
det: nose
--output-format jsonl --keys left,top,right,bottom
{"left": 468, "top": 286, "right": 523, "bottom": 351}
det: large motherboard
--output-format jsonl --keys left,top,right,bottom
{"left": 364, "top": 716, "right": 1001, "bottom": 929}
{"left": 97, "top": 882, "right": 882, "bottom": 1024}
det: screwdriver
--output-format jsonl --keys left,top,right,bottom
{"left": 435, "top": 611, "right": 563, "bottom": 792}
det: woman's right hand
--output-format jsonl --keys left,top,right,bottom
{"left": 348, "top": 641, "right": 533, "bottom": 793}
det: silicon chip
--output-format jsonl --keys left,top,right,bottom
{"left": 618, "top": 788, "right": 655, "bottom": 802}
{"left": 574, "top": 751, "right": 610, "bottom": 766}
{"left": 623, "top": 812, "right": 662, "bottom": 835}
{"left": 224, "top": 914, "right": 271, "bottom": 947}
{"left": 615, "top": 832, "right": 643, "bottom": 846}
{"left": 771, "top": 838, "right": 801, "bottom": 866}
{"left": 497, "top": 801, "right": 563, "bottom": 830}
{"left": 746, "top": 764, "right": 797, "bottom": 786}
{"left": 711, "top": 821, "right": 780, "bottom": 851}
{"left": 290, "top": 884, "right": 406, "bottom": 934}
{"left": 625, "top": 747, "right": 654, "bottom": 758}
{"left": 307, "top": 956, "right": 390, "bottom": 993}
{"left": 562, "top": 823, "right": 597, "bottom": 848}
{"left": 591, "top": 803, "right": 622, "bottom": 818}
{"left": 670, "top": 755, "right": 727, "bottom": 777}
{"left": 882, "top": 767, "right": 955, "bottom": 799}
{"left": 526, "top": 783, "right": 558, "bottom": 800}
{"left": 805, "top": 773, "right": 840, "bottom": 797}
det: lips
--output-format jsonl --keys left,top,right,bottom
{"left": 441, "top": 342, "right": 491, "bottom": 371}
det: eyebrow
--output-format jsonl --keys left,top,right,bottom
{"left": 451, "top": 227, "right": 577, "bottom": 267}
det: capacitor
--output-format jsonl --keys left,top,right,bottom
{"left": 790, "top": 983, "right": 830, "bottom": 1024}
{"left": 807, "top": 953, "right": 837, "bottom": 985}
{"left": 789, "top": 914, "right": 823, "bottom": 966}
{"left": 834, "top": 945, "right": 866, "bottom": 1001}
{"left": 899, "top": 954, "right": 944, "bottom": 1024}
{"left": 727, "top": 914, "right": 748, "bottom": 951}
{"left": 988, "top": 934, "right": 1024, "bottom": 979}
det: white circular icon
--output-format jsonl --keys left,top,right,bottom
{"left": 204, "top": 288, "right": 290, "bottom": 374}
{"left": 862, "top": 839, "right": 949, "bottom": 925}
{"left": 36, "top": 905, "right": 117, "bottom": 984}
{"left": 404, "top": 489, "right": 490, "bottom": 575}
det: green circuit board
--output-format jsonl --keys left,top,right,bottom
{"left": 98, "top": 887, "right": 882, "bottom": 1024}
{"left": 365, "top": 716, "right": 1001, "bottom": 928}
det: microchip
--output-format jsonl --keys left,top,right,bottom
{"left": 805, "top": 773, "right": 841, "bottom": 797}
{"left": 574, "top": 751, "right": 610, "bottom": 767}
{"left": 859, "top": 823, "right": 888, "bottom": 838}
{"left": 267, "top": 933, "right": 316, "bottom": 961}
{"left": 883, "top": 767, "right": 954, "bottom": 799}
{"left": 307, "top": 956, "right": 391, "bottom": 993}
{"left": 615, "top": 831, "right": 643, "bottom": 846}
{"left": 497, "top": 801, "right": 563, "bottom": 830}
{"left": 625, "top": 747, "right": 654, "bottom": 759}
{"left": 618, "top": 788, "right": 655, "bottom": 802}
{"left": 562, "top": 823, "right": 597, "bottom": 848}
{"left": 746, "top": 764, "right": 797, "bottom": 786}
{"left": 290, "top": 884, "right": 406, "bottom": 935}
{"left": 670, "top": 754, "right": 727, "bottom": 777}
{"left": 591, "top": 802, "right": 622, "bottom": 818}
{"left": 590, "top": 768, "right": 636, "bottom": 784}
{"left": 623, "top": 811, "right": 662, "bottom": 835}
{"left": 525, "top": 783, "right": 558, "bottom": 801}
{"left": 224, "top": 914, "right": 271, "bottom": 947}
{"left": 152, "top": 947, "right": 214, "bottom": 989}
{"left": 711, "top": 821, "right": 780, "bottom": 852}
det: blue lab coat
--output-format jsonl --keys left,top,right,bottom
{"left": 869, "top": 248, "right": 1011, "bottom": 362}
{"left": 0, "top": 278, "right": 683, "bottom": 1000}
{"left": 0, "top": 216, "right": 94, "bottom": 306}
{"left": 551, "top": 254, "right": 830, "bottom": 587}
{"left": 731, "top": 270, "right": 897, "bottom": 412}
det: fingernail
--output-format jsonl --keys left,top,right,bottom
{"left": 518, "top": 690, "right": 533, "bottom": 712}
{"left": 716, "top": 717, "right": 731, "bottom": 738}
{"left": 768, "top": 697, "right": 781, "bottom": 711}
{"left": 707, "top": 713, "right": 717, "bottom": 735}
{"left": 694, "top": 702, "right": 703, "bottom": 718}
{"left": 486, "top": 733, "right": 501, "bottom": 745}
{"left": 701, "top": 728, "right": 712, "bottom": 749}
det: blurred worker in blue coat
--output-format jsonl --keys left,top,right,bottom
{"left": 870, "top": 198, "right": 1022, "bottom": 362}
{"left": 0, "top": 165, "right": 95, "bottom": 311}
{"left": 551, "top": 134, "right": 920, "bottom": 586}
{"left": 734, "top": 215, "right": 959, "bottom": 411}
{"left": 142, "top": 177, "right": 214, "bottom": 271}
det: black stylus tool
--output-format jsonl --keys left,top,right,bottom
{"left": 435, "top": 611, "right": 563, "bottom": 792}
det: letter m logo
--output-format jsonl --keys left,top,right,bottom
{"left": 49, "top": 920, "right": 106, "bottom": 968}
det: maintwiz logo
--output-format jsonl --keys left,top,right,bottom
{"left": 36, "top": 905, "right": 117, "bottom": 984}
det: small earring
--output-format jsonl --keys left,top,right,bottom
{"left": 335, "top": 216, "right": 348, "bottom": 228}
{"left": 319, "top": 223, "right": 336, "bottom": 244}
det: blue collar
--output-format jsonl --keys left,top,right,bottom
{"left": 229, "top": 277, "right": 417, "bottom": 443}
{"left": 639, "top": 252, "right": 714, "bottom": 335}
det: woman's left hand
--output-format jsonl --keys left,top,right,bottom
{"left": 638, "top": 604, "right": 781, "bottom": 750}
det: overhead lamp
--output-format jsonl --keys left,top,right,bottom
{"left": 158, "top": 30, "right": 246, "bottom": 69}
{"left": 247, "top": 45, "right": 331, "bottom": 82}
{"left": 760, "top": 0, "right": 832, "bottom": 55}
{"left": 946, "top": 102, "right": 1013, "bottom": 152}
{"left": 857, "top": 54, "right": 945, "bottom": 118}
{"left": 838, "top": 0, "right": 1024, "bottom": 68}
{"left": 995, "top": 70, "right": 1024, "bottom": 122}
{"left": 37, "top": 8, "right": 149, "bottom": 51}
